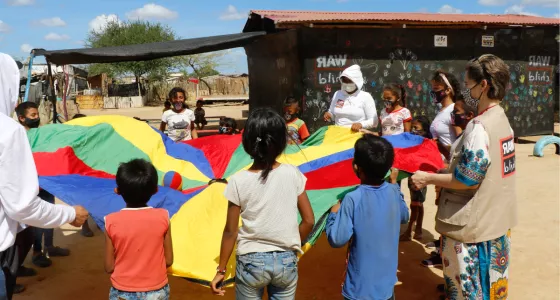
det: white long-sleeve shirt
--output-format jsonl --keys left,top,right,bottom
{"left": 0, "top": 115, "right": 76, "bottom": 251}
{"left": 0, "top": 52, "right": 76, "bottom": 252}
{"left": 328, "top": 90, "right": 378, "bottom": 129}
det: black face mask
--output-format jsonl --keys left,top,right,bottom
{"left": 453, "top": 113, "right": 468, "bottom": 127}
{"left": 430, "top": 90, "right": 447, "bottom": 103}
{"left": 25, "top": 117, "right": 40, "bottom": 129}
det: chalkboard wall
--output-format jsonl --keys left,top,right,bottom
{"left": 295, "top": 28, "right": 559, "bottom": 137}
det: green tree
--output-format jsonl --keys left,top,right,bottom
{"left": 86, "top": 20, "right": 176, "bottom": 82}
{"left": 176, "top": 52, "right": 225, "bottom": 94}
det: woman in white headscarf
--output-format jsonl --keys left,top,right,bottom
{"left": 0, "top": 53, "right": 88, "bottom": 299}
{"left": 323, "top": 65, "right": 378, "bottom": 132}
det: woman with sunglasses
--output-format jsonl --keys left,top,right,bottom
{"left": 411, "top": 55, "right": 516, "bottom": 300}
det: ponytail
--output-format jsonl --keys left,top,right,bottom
{"left": 242, "top": 108, "right": 287, "bottom": 183}
{"left": 251, "top": 134, "right": 278, "bottom": 181}
{"left": 399, "top": 84, "right": 407, "bottom": 107}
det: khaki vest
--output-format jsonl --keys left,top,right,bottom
{"left": 435, "top": 105, "right": 517, "bottom": 243}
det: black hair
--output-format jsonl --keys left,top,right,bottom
{"left": 164, "top": 100, "right": 171, "bottom": 107}
{"left": 15, "top": 102, "right": 38, "bottom": 118}
{"left": 354, "top": 135, "right": 394, "bottom": 182}
{"left": 168, "top": 87, "right": 186, "bottom": 101}
{"left": 223, "top": 117, "right": 238, "bottom": 132}
{"left": 466, "top": 54, "right": 510, "bottom": 100}
{"left": 196, "top": 100, "right": 204, "bottom": 106}
{"left": 284, "top": 96, "right": 298, "bottom": 106}
{"left": 413, "top": 116, "right": 433, "bottom": 139}
{"left": 73, "top": 113, "right": 86, "bottom": 119}
{"left": 116, "top": 159, "right": 158, "bottom": 207}
{"left": 242, "top": 108, "right": 287, "bottom": 182}
{"left": 383, "top": 83, "right": 407, "bottom": 107}
{"left": 431, "top": 70, "right": 461, "bottom": 101}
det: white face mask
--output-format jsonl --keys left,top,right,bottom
{"left": 342, "top": 83, "right": 357, "bottom": 93}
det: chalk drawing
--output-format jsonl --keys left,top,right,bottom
{"left": 389, "top": 48, "right": 418, "bottom": 71}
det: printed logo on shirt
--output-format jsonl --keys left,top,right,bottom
{"left": 172, "top": 120, "right": 188, "bottom": 129}
{"left": 335, "top": 99, "right": 345, "bottom": 108}
{"left": 500, "top": 135, "right": 515, "bottom": 178}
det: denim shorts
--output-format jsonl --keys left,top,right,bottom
{"left": 235, "top": 251, "right": 298, "bottom": 300}
{"left": 109, "top": 284, "right": 169, "bottom": 300}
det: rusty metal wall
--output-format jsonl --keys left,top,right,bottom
{"left": 244, "top": 30, "right": 302, "bottom": 114}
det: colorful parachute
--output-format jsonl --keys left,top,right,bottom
{"left": 28, "top": 115, "right": 443, "bottom": 286}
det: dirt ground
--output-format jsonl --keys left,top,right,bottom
{"left": 13, "top": 106, "right": 560, "bottom": 300}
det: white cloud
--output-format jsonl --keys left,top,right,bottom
{"left": 505, "top": 5, "right": 541, "bottom": 16}
{"left": 126, "top": 3, "right": 178, "bottom": 20}
{"left": 7, "top": 0, "right": 34, "bottom": 6}
{"left": 219, "top": 5, "right": 247, "bottom": 20}
{"left": 74, "top": 40, "right": 85, "bottom": 46}
{"left": 21, "top": 43, "right": 32, "bottom": 53}
{"left": 438, "top": 4, "right": 463, "bottom": 14}
{"left": 0, "top": 20, "right": 10, "bottom": 33}
{"left": 521, "top": 0, "right": 558, "bottom": 7}
{"left": 89, "top": 14, "right": 121, "bottom": 32}
{"left": 35, "top": 17, "right": 66, "bottom": 27}
{"left": 44, "top": 32, "right": 70, "bottom": 41}
{"left": 554, "top": 13, "right": 560, "bottom": 18}
{"left": 478, "top": 0, "right": 508, "bottom": 6}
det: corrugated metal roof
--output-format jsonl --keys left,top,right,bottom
{"left": 250, "top": 10, "right": 560, "bottom": 26}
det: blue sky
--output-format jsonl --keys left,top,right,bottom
{"left": 0, "top": 0, "right": 558, "bottom": 73}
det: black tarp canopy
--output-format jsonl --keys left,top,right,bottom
{"left": 33, "top": 32, "right": 266, "bottom": 65}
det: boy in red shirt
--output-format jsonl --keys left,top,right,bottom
{"left": 284, "top": 96, "right": 310, "bottom": 145}
{"left": 104, "top": 159, "right": 173, "bottom": 299}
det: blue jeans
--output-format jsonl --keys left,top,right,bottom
{"left": 235, "top": 251, "right": 298, "bottom": 300}
{"left": 0, "top": 268, "right": 6, "bottom": 300}
{"left": 109, "top": 284, "right": 169, "bottom": 300}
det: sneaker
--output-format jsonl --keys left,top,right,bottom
{"left": 32, "top": 253, "right": 52, "bottom": 268}
{"left": 13, "top": 284, "right": 25, "bottom": 294}
{"left": 421, "top": 255, "right": 443, "bottom": 268}
{"left": 17, "top": 266, "right": 37, "bottom": 277}
{"left": 47, "top": 246, "right": 70, "bottom": 257}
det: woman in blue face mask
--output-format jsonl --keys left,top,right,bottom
{"left": 323, "top": 65, "right": 378, "bottom": 133}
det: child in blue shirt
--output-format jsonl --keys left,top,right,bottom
{"left": 326, "top": 134, "right": 410, "bottom": 300}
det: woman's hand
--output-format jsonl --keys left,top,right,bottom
{"left": 210, "top": 273, "right": 226, "bottom": 296}
{"left": 324, "top": 112, "right": 333, "bottom": 122}
{"left": 351, "top": 123, "right": 363, "bottom": 132}
{"left": 410, "top": 171, "right": 431, "bottom": 190}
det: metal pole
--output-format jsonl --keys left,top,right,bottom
{"left": 46, "top": 60, "right": 57, "bottom": 123}
{"left": 62, "top": 65, "right": 69, "bottom": 121}
{"left": 23, "top": 51, "right": 35, "bottom": 102}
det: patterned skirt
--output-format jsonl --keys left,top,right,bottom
{"left": 442, "top": 231, "right": 510, "bottom": 300}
